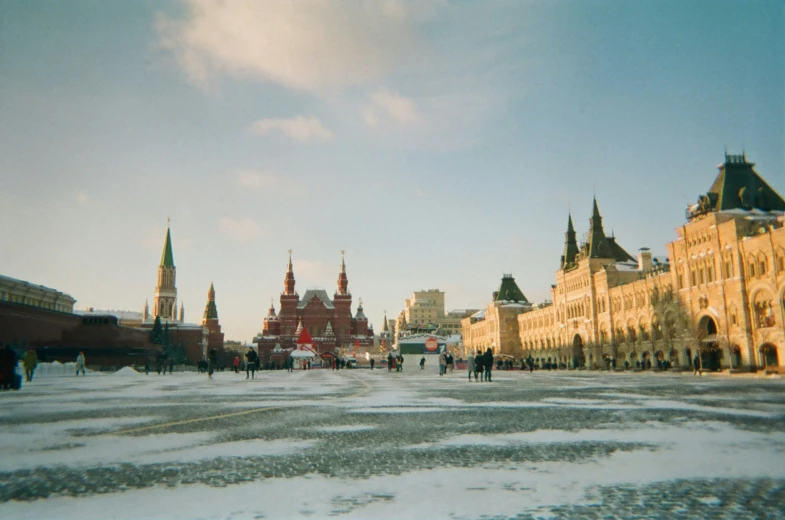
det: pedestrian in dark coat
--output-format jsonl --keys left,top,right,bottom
{"left": 245, "top": 348, "right": 258, "bottom": 379}
{"left": 474, "top": 350, "right": 484, "bottom": 381}
{"left": 483, "top": 348, "right": 494, "bottom": 382}
{"left": 207, "top": 348, "right": 217, "bottom": 379}
{"left": 693, "top": 354, "right": 701, "bottom": 376}
{"left": 387, "top": 353, "right": 393, "bottom": 372}
{"left": 0, "top": 345, "right": 18, "bottom": 390}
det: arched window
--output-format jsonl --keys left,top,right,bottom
{"left": 757, "top": 253, "right": 768, "bottom": 276}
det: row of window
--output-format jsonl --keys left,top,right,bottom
{"left": 0, "top": 291, "right": 72, "bottom": 312}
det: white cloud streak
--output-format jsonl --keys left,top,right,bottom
{"left": 249, "top": 116, "right": 333, "bottom": 142}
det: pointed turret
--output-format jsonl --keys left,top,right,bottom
{"left": 337, "top": 250, "right": 349, "bottom": 295}
{"left": 295, "top": 318, "right": 303, "bottom": 336}
{"left": 179, "top": 302, "right": 184, "bottom": 322}
{"left": 561, "top": 213, "right": 579, "bottom": 269}
{"left": 355, "top": 298, "right": 367, "bottom": 320}
{"left": 265, "top": 299, "right": 278, "bottom": 320}
{"left": 382, "top": 311, "right": 389, "bottom": 332}
{"left": 284, "top": 250, "right": 296, "bottom": 295}
{"left": 143, "top": 299, "right": 149, "bottom": 321}
{"left": 324, "top": 320, "right": 335, "bottom": 337}
{"left": 586, "top": 197, "right": 614, "bottom": 259}
{"left": 203, "top": 282, "right": 218, "bottom": 321}
{"left": 153, "top": 222, "right": 177, "bottom": 320}
{"left": 161, "top": 226, "right": 174, "bottom": 267}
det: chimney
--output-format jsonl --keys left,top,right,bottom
{"left": 638, "top": 247, "right": 653, "bottom": 272}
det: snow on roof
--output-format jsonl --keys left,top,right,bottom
{"left": 470, "top": 309, "right": 486, "bottom": 319}
{"left": 297, "top": 289, "right": 334, "bottom": 309}
{"left": 76, "top": 309, "right": 143, "bottom": 320}
{"left": 501, "top": 303, "right": 526, "bottom": 308}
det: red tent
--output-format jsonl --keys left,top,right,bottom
{"left": 296, "top": 327, "right": 314, "bottom": 347}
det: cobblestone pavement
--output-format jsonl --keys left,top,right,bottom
{"left": 1, "top": 369, "right": 784, "bottom": 519}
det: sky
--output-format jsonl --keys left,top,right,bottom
{"left": 1, "top": 0, "right": 783, "bottom": 342}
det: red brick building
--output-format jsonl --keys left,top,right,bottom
{"left": 255, "top": 251, "right": 374, "bottom": 360}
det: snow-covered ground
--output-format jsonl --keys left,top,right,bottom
{"left": 2, "top": 367, "right": 785, "bottom": 519}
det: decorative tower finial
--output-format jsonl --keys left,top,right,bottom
{"left": 337, "top": 250, "right": 349, "bottom": 295}
{"left": 179, "top": 302, "right": 184, "bottom": 322}
{"left": 284, "top": 250, "right": 296, "bottom": 295}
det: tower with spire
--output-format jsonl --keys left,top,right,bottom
{"left": 278, "top": 250, "right": 300, "bottom": 337}
{"left": 255, "top": 250, "right": 374, "bottom": 358}
{"left": 332, "top": 250, "right": 353, "bottom": 342}
{"left": 153, "top": 222, "right": 178, "bottom": 321}
{"left": 202, "top": 282, "right": 225, "bottom": 351}
{"left": 560, "top": 214, "right": 579, "bottom": 269}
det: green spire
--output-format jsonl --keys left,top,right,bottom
{"left": 160, "top": 226, "right": 174, "bottom": 267}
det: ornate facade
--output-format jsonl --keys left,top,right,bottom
{"left": 511, "top": 154, "right": 785, "bottom": 372}
{"left": 255, "top": 251, "right": 374, "bottom": 356}
{"left": 461, "top": 274, "right": 533, "bottom": 358}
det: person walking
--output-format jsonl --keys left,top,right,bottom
{"left": 527, "top": 354, "right": 534, "bottom": 373}
{"left": 474, "top": 349, "right": 484, "bottom": 381}
{"left": 245, "top": 347, "right": 258, "bottom": 379}
{"left": 467, "top": 351, "right": 476, "bottom": 382}
{"left": 370, "top": 358, "right": 375, "bottom": 370}
{"left": 438, "top": 351, "right": 447, "bottom": 376}
{"left": 419, "top": 356, "right": 426, "bottom": 370}
{"left": 0, "top": 345, "right": 18, "bottom": 390}
{"left": 75, "top": 351, "right": 86, "bottom": 376}
{"left": 693, "top": 353, "right": 701, "bottom": 376}
{"left": 23, "top": 349, "right": 38, "bottom": 382}
{"left": 207, "top": 347, "right": 217, "bottom": 379}
{"left": 483, "top": 348, "right": 494, "bottom": 382}
{"left": 387, "top": 353, "right": 393, "bottom": 372}
{"left": 397, "top": 355, "right": 404, "bottom": 372}
{"left": 233, "top": 356, "right": 240, "bottom": 374}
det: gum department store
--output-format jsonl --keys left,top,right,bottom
{"left": 462, "top": 154, "right": 785, "bottom": 372}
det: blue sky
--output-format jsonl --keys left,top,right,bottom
{"left": 1, "top": 0, "right": 783, "bottom": 342}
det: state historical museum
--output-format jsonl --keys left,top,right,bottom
{"left": 255, "top": 252, "right": 374, "bottom": 359}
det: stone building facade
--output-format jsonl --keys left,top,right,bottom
{"left": 461, "top": 274, "right": 533, "bottom": 358}
{"left": 255, "top": 251, "right": 374, "bottom": 359}
{"left": 513, "top": 154, "right": 784, "bottom": 372}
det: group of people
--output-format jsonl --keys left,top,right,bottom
{"left": 387, "top": 353, "right": 404, "bottom": 372}
{"left": 466, "top": 348, "right": 495, "bottom": 382}
{"left": 436, "top": 351, "right": 456, "bottom": 375}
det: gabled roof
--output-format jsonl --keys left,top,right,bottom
{"left": 494, "top": 274, "right": 528, "bottom": 303}
{"left": 297, "top": 289, "right": 334, "bottom": 309}
{"left": 607, "top": 236, "right": 636, "bottom": 263}
{"left": 160, "top": 227, "right": 174, "bottom": 267}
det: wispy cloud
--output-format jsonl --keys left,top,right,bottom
{"left": 156, "top": 0, "right": 421, "bottom": 92}
{"left": 249, "top": 116, "right": 333, "bottom": 142}
{"left": 219, "top": 217, "right": 262, "bottom": 243}
{"left": 363, "top": 88, "right": 422, "bottom": 128}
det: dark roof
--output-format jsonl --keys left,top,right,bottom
{"left": 494, "top": 274, "right": 528, "bottom": 303}
{"left": 297, "top": 289, "right": 334, "bottom": 309}
{"left": 689, "top": 154, "right": 785, "bottom": 219}
{"left": 586, "top": 198, "right": 614, "bottom": 259}
{"left": 607, "top": 236, "right": 636, "bottom": 263}
{"left": 160, "top": 227, "right": 174, "bottom": 267}
{"left": 561, "top": 214, "right": 579, "bottom": 268}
